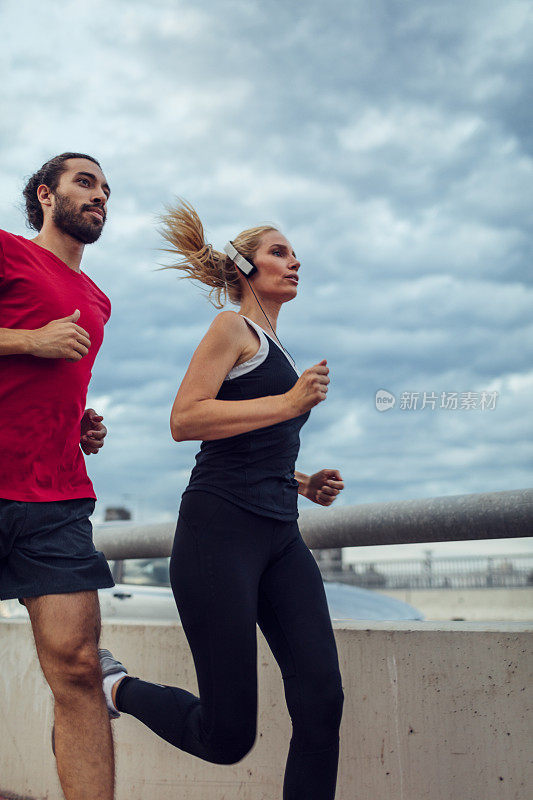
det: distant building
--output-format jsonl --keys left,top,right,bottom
{"left": 104, "top": 506, "right": 132, "bottom": 521}
{"left": 312, "top": 548, "right": 391, "bottom": 588}
{"left": 312, "top": 548, "right": 344, "bottom": 581}
{"left": 345, "top": 554, "right": 533, "bottom": 590}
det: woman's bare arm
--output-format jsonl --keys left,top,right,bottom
{"left": 170, "top": 311, "right": 329, "bottom": 442}
{"left": 294, "top": 470, "right": 310, "bottom": 495}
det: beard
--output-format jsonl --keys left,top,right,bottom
{"left": 52, "top": 192, "right": 105, "bottom": 244}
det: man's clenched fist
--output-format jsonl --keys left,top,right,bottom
{"left": 80, "top": 408, "right": 107, "bottom": 455}
{"left": 28, "top": 309, "right": 91, "bottom": 361}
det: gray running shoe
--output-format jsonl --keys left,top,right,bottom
{"left": 98, "top": 647, "right": 128, "bottom": 720}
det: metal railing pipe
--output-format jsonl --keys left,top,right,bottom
{"left": 300, "top": 487, "right": 533, "bottom": 549}
{"left": 93, "top": 488, "right": 533, "bottom": 560}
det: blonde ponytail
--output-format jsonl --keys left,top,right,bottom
{"left": 160, "top": 198, "right": 278, "bottom": 308}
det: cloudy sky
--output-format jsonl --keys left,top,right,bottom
{"left": 2, "top": 0, "right": 532, "bottom": 561}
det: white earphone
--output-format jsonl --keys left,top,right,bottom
{"left": 224, "top": 241, "right": 257, "bottom": 277}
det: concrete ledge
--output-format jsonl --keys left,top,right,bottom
{"left": 1, "top": 619, "right": 531, "bottom": 800}
{"left": 380, "top": 587, "right": 533, "bottom": 622}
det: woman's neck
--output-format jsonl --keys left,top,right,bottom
{"left": 238, "top": 295, "right": 282, "bottom": 335}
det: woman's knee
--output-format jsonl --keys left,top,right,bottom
{"left": 314, "top": 673, "right": 344, "bottom": 728}
{"left": 290, "top": 671, "right": 344, "bottom": 742}
{"left": 206, "top": 725, "right": 257, "bottom": 765}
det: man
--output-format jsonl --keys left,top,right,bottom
{"left": 0, "top": 153, "right": 116, "bottom": 799}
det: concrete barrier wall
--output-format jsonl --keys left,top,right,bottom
{"left": 1, "top": 619, "right": 531, "bottom": 800}
{"left": 380, "top": 587, "right": 533, "bottom": 622}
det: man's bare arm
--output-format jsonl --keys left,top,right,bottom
{"left": 0, "top": 327, "right": 34, "bottom": 356}
{"left": 0, "top": 310, "right": 91, "bottom": 360}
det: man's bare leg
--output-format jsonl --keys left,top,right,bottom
{"left": 25, "top": 591, "right": 114, "bottom": 800}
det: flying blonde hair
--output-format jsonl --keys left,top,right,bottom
{"left": 159, "top": 199, "right": 278, "bottom": 308}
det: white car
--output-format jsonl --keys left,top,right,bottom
{"left": 104, "top": 558, "right": 424, "bottom": 621}
{"left": 0, "top": 558, "right": 423, "bottom": 622}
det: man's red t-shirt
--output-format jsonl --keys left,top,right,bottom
{"left": 0, "top": 229, "right": 111, "bottom": 502}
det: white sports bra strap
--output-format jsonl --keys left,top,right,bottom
{"left": 224, "top": 316, "right": 269, "bottom": 381}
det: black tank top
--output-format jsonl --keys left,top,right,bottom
{"left": 183, "top": 315, "right": 310, "bottom": 520}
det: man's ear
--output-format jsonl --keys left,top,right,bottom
{"left": 36, "top": 184, "right": 53, "bottom": 208}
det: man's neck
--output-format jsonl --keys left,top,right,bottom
{"left": 32, "top": 225, "right": 85, "bottom": 273}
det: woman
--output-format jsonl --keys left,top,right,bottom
{"left": 103, "top": 201, "right": 345, "bottom": 799}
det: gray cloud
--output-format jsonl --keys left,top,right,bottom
{"left": 1, "top": 0, "right": 531, "bottom": 555}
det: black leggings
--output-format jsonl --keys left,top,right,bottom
{"left": 116, "top": 491, "right": 344, "bottom": 799}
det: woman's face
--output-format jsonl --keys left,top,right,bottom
{"left": 251, "top": 230, "right": 300, "bottom": 301}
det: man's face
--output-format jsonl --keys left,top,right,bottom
{"left": 51, "top": 158, "right": 110, "bottom": 244}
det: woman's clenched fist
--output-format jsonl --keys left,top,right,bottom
{"left": 285, "top": 359, "right": 330, "bottom": 415}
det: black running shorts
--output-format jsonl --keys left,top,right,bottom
{"left": 0, "top": 498, "right": 114, "bottom": 600}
